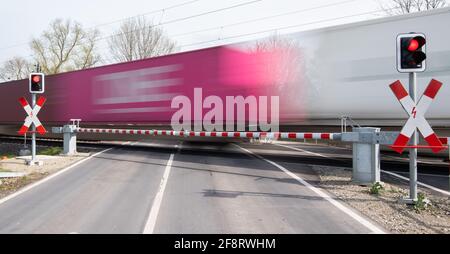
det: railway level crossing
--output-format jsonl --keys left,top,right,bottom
{"left": 19, "top": 32, "right": 448, "bottom": 206}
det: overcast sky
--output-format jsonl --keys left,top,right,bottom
{"left": 0, "top": 0, "right": 421, "bottom": 64}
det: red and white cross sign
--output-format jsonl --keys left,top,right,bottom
{"left": 389, "top": 79, "right": 444, "bottom": 153}
{"left": 18, "top": 96, "right": 47, "bottom": 135}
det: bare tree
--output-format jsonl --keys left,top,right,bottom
{"left": 0, "top": 56, "right": 32, "bottom": 81}
{"left": 71, "top": 29, "right": 101, "bottom": 70}
{"left": 424, "top": 0, "right": 448, "bottom": 8}
{"left": 381, "top": 0, "right": 447, "bottom": 15}
{"left": 108, "top": 16, "right": 176, "bottom": 63}
{"left": 30, "top": 19, "right": 101, "bottom": 74}
{"left": 251, "top": 34, "right": 303, "bottom": 90}
{"left": 250, "top": 34, "right": 305, "bottom": 109}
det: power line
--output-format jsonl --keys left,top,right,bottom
{"left": 4, "top": 1, "right": 394, "bottom": 67}
{"left": 75, "top": 0, "right": 361, "bottom": 59}
{"left": 0, "top": 0, "right": 203, "bottom": 52}
{"left": 85, "top": 0, "right": 202, "bottom": 29}
{"left": 94, "top": 0, "right": 264, "bottom": 42}
{"left": 0, "top": 0, "right": 263, "bottom": 64}
{"left": 171, "top": 0, "right": 358, "bottom": 38}
{"left": 99, "top": 6, "right": 397, "bottom": 65}
{"left": 178, "top": 7, "right": 397, "bottom": 49}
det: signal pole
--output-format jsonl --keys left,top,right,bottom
{"left": 27, "top": 64, "right": 44, "bottom": 166}
{"left": 31, "top": 92, "right": 36, "bottom": 163}
{"left": 409, "top": 72, "right": 418, "bottom": 202}
{"left": 396, "top": 32, "right": 427, "bottom": 204}
{"left": 31, "top": 63, "right": 38, "bottom": 163}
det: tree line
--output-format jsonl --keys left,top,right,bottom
{"left": 380, "top": 0, "right": 447, "bottom": 14}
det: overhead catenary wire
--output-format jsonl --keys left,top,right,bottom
{"left": 96, "top": 1, "right": 385, "bottom": 63}
{"left": 178, "top": 7, "right": 400, "bottom": 49}
{"left": 85, "top": 0, "right": 203, "bottom": 30}
{"left": 2, "top": 1, "right": 396, "bottom": 67}
{"left": 170, "top": 0, "right": 359, "bottom": 38}
{"left": 0, "top": 0, "right": 203, "bottom": 52}
{"left": 0, "top": 0, "right": 261, "bottom": 54}
{"left": 93, "top": 0, "right": 264, "bottom": 42}
{"left": 55, "top": 6, "right": 402, "bottom": 66}
{"left": 0, "top": 0, "right": 265, "bottom": 64}
{"left": 98, "top": 7, "right": 396, "bottom": 65}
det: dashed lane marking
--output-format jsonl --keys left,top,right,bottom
{"left": 142, "top": 145, "right": 179, "bottom": 234}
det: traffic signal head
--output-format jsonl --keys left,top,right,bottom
{"left": 29, "top": 73, "right": 45, "bottom": 94}
{"left": 397, "top": 33, "right": 426, "bottom": 73}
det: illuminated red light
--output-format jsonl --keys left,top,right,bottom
{"left": 408, "top": 39, "right": 419, "bottom": 51}
{"left": 32, "top": 75, "right": 41, "bottom": 83}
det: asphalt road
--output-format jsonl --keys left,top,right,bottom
{"left": 0, "top": 140, "right": 385, "bottom": 234}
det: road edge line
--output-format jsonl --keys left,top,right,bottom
{"left": 234, "top": 144, "right": 386, "bottom": 234}
{"left": 0, "top": 147, "right": 113, "bottom": 206}
{"left": 275, "top": 143, "right": 346, "bottom": 161}
{"left": 276, "top": 143, "right": 449, "bottom": 196}
{"left": 143, "top": 153, "right": 175, "bottom": 234}
{"left": 381, "top": 170, "right": 450, "bottom": 196}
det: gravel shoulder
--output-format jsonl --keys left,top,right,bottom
{"left": 313, "top": 165, "right": 450, "bottom": 234}
{"left": 0, "top": 142, "right": 102, "bottom": 200}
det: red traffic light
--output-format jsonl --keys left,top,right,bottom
{"left": 32, "top": 75, "right": 41, "bottom": 83}
{"left": 29, "top": 73, "right": 45, "bottom": 93}
{"left": 397, "top": 33, "right": 426, "bottom": 72}
{"left": 407, "top": 39, "right": 419, "bottom": 51}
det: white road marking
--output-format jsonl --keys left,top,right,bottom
{"left": 275, "top": 141, "right": 440, "bottom": 165}
{"left": 0, "top": 148, "right": 113, "bottom": 206}
{"left": 275, "top": 143, "right": 450, "bottom": 196}
{"left": 143, "top": 153, "right": 175, "bottom": 234}
{"left": 274, "top": 143, "right": 345, "bottom": 161}
{"left": 277, "top": 143, "right": 443, "bottom": 166}
{"left": 274, "top": 140, "right": 350, "bottom": 150}
{"left": 383, "top": 154, "right": 436, "bottom": 165}
{"left": 381, "top": 170, "right": 450, "bottom": 196}
{"left": 234, "top": 144, "right": 385, "bottom": 234}
{"left": 385, "top": 170, "right": 450, "bottom": 178}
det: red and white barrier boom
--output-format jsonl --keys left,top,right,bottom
{"left": 18, "top": 96, "right": 47, "bottom": 135}
{"left": 389, "top": 79, "right": 445, "bottom": 153}
{"left": 77, "top": 128, "right": 338, "bottom": 140}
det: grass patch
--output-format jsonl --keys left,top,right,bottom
{"left": 0, "top": 168, "right": 12, "bottom": 173}
{"left": 38, "top": 147, "right": 62, "bottom": 156}
{"left": 0, "top": 153, "right": 15, "bottom": 159}
{"left": 0, "top": 172, "right": 48, "bottom": 196}
{"left": 414, "top": 192, "right": 432, "bottom": 212}
{"left": 369, "top": 182, "right": 384, "bottom": 195}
